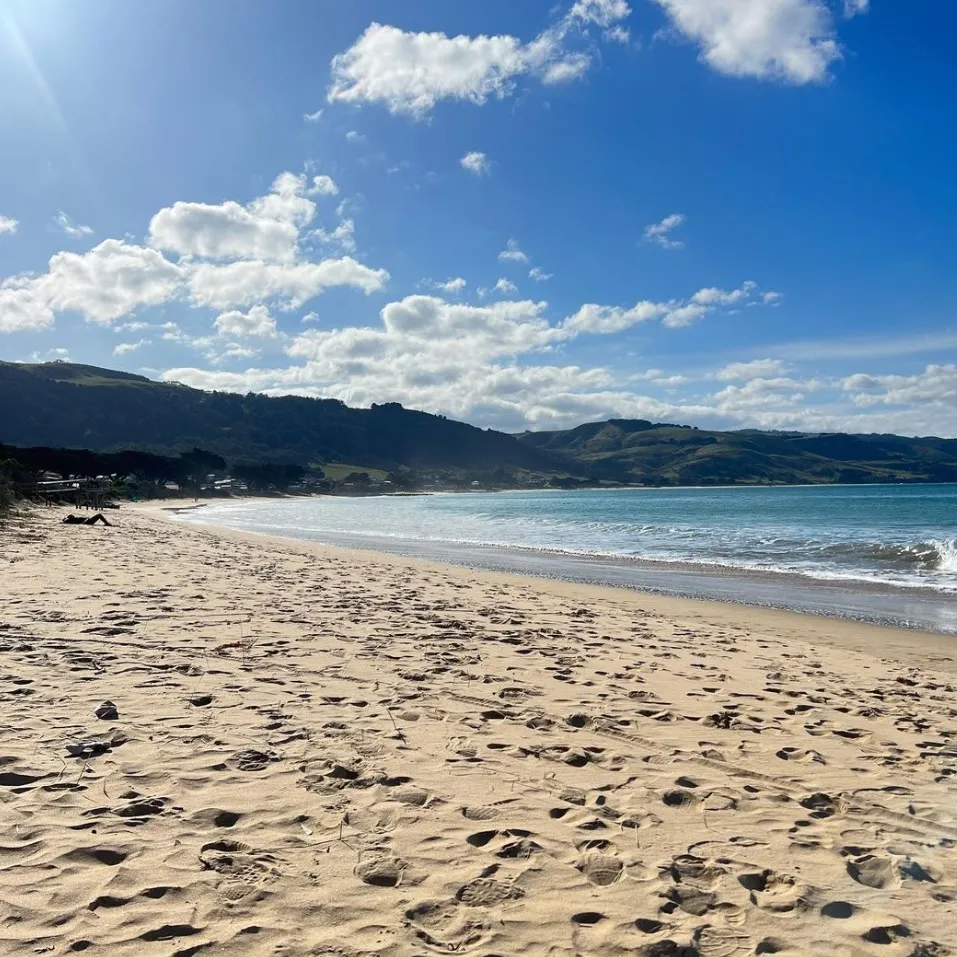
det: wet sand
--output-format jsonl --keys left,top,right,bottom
{"left": 169, "top": 498, "right": 957, "bottom": 635}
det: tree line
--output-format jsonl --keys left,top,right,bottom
{"left": 0, "top": 443, "right": 318, "bottom": 507}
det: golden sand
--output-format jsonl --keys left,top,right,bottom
{"left": 0, "top": 505, "right": 954, "bottom": 956}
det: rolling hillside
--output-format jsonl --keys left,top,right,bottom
{"left": 516, "top": 418, "right": 957, "bottom": 485}
{"left": 0, "top": 361, "right": 555, "bottom": 474}
{"left": 1, "top": 361, "right": 955, "bottom": 485}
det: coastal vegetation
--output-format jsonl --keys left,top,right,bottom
{"left": 2, "top": 360, "right": 956, "bottom": 491}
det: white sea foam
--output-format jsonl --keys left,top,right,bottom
{"left": 181, "top": 485, "right": 957, "bottom": 597}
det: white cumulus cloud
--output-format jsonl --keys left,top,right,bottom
{"left": 564, "top": 280, "right": 777, "bottom": 334}
{"left": 499, "top": 238, "right": 530, "bottom": 264}
{"left": 842, "top": 365, "right": 957, "bottom": 409}
{"left": 0, "top": 240, "right": 184, "bottom": 332}
{"left": 461, "top": 151, "right": 491, "bottom": 176}
{"left": 42, "top": 240, "right": 184, "bottom": 325}
{"left": 0, "top": 170, "right": 390, "bottom": 334}
{"left": 429, "top": 277, "right": 468, "bottom": 294}
{"left": 653, "top": 0, "right": 843, "bottom": 84}
{"left": 187, "top": 257, "right": 388, "bottom": 311}
{"left": 327, "top": 2, "right": 631, "bottom": 117}
{"left": 328, "top": 24, "right": 526, "bottom": 116}
{"left": 148, "top": 172, "right": 316, "bottom": 264}
{"left": 494, "top": 278, "right": 518, "bottom": 296}
{"left": 569, "top": 0, "right": 632, "bottom": 27}
{"left": 308, "top": 175, "right": 339, "bottom": 197}
{"left": 0, "top": 278, "right": 55, "bottom": 332}
{"left": 214, "top": 305, "right": 278, "bottom": 338}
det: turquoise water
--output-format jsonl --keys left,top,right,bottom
{"left": 175, "top": 484, "right": 957, "bottom": 631}
{"left": 182, "top": 484, "right": 956, "bottom": 592}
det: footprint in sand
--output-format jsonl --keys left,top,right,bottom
{"left": 110, "top": 793, "right": 168, "bottom": 820}
{"left": 820, "top": 899, "right": 855, "bottom": 919}
{"left": 355, "top": 854, "right": 406, "bottom": 888}
{"left": 738, "top": 870, "right": 810, "bottom": 915}
{"left": 799, "top": 792, "right": 839, "bottom": 819}
{"left": 667, "top": 854, "right": 728, "bottom": 889}
{"left": 577, "top": 851, "right": 624, "bottom": 886}
{"left": 820, "top": 901, "right": 917, "bottom": 947}
{"left": 404, "top": 898, "right": 489, "bottom": 951}
{"left": 693, "top": 925, "right": 751, "bottom": 957}
{"left": 189, "top": 808, "right": 243, "bottom": 829}
{"left": 845, "top": 853, "right": 899, "bottom": 889}
{"left": 466, "top": 828, "right": 545, "bottom": 861}
{"left": 226, "top": 748, "right": 280, "bottom": 772}
{"left": 660, "top": 886, "right": 717, "bottom": 918}
{"left": 775, "top": 746, "right": 826, "bottom": 764}
{"left": 662, "top": 789, "right": 699, "bottom": 810}
{"left": 63, "top": 846, "right": 131, "bottom": 867}
{"left": 199, "top": 839, "right": 280, "bottom": 896}
{"left": 392, "top": 785, "right": 437, "bottom": 808}
{"left": 456, "top": 877, "right": 525, "bottom": 906}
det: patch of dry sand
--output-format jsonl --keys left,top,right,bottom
{"left": 0, "top": 506, "right": 955, "bottom": 956}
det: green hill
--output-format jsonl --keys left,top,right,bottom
{"left": 0, "top": 360, "right": 554, "bottom": 474}
{"left": 516, "top": 418, "right": 957, "bottom": 485}
{"left": 1, "top": 361, "right": 955, "bottom": 485}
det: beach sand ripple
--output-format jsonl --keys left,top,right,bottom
{"left": 0, "top": 506, "right": 955, "bottom": 955}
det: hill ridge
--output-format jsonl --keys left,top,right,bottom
{"left": 2, "top": 361, "right": 956, "bottom": 485}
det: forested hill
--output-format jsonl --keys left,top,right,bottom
{"left": 0, "top": 361, "right": 553, "bottom": 474}
{"left": 516, "top": 418, "right": 957, "bottom": 485}
{"left": 2, "top": 361, "right": 956, "bottom": 485}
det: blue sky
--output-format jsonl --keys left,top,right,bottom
{"left": 1, "top": 0, "right": 956, "bottom": 435}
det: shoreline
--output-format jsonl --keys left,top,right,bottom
{"left": 137, "top": 500, "right": 957, "bottom": 669}
{"left": 159, "top": 497, "right": 957, "bottom": 638}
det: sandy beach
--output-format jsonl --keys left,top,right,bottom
{"left": 1, "top": 504, "right": 955, "bottom": 957}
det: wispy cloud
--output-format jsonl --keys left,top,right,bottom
{"left": 775, "top": 331, "right": 957, "bottom": 362}
{"left": 643, "top": 212, "right": 685, "bottom": 250}
{"left": 494, "top": 278, "right": 518, "bottom": 295}
{"left": 55, "top": 211, "right": 94, "bottom": 238}
{"left": 113, "top": 339, "right": 150, "bottom": 356}
{"left": 498, "top": 238, "right": 529, "bottom": 264}
{"left": 427, "top": 277, "right": 467, "bottom": 294}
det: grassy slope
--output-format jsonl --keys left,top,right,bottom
{"left": 4, "top": 363, "right": 956, "bottom": 485}
{"left": 0, "top": 362, "right": 556, "bottom": 475}
{"left": 518, "top": 420, "right": 957, "bottom": 485}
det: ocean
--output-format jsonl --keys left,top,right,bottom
{"left": 173, "top": 484, "right": 957, "bottom": 634}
